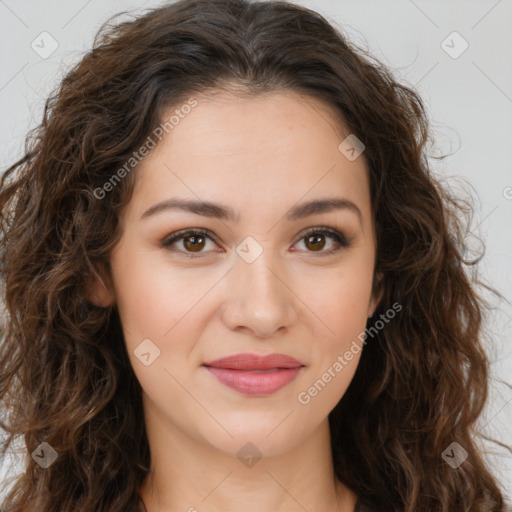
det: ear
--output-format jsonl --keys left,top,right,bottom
{"left": 367, "top": 271, "right": 383, "bottom": 318}
{"left": 85, "top": 262, "right": 115, "bottom": 308}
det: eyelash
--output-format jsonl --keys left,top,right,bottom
{"left": 161, "top": 226, "right": 351, "bottom": 258}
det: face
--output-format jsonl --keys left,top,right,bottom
{"left": 90, "top": 90, "right": 380, "bottom": 458}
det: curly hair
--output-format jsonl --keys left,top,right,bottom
{"left": 0, "top": 0, "right": 509, "bottom": 510}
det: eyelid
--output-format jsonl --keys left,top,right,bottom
{"left": 163, "top": 227, "right": 218, "bottom": 244}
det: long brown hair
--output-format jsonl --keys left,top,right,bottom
{"left": 0, "top": 0, "right": 508, "bottom": 510}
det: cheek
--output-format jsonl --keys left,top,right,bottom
{"left": 110, "top": 244, "right": 194, "bottom": 337}
{"left": 109, "top": 250, "right": 196, "bottom": 397}
{"left": 297, "top": 259, "right": 374, "bottom": 347}
{"left": 109, "top": 246, "right": 219, "bottom": 380}
{"left": 297, "top": 267, "right": 371, "bottom": 409}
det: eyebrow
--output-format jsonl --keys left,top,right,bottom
{"left": 140, "top": 196, "right": 363, "bottom": 225}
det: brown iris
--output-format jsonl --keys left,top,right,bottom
{"left": 183, "top": 234, "right": 206, "bottom": 252}
{"left": 304, "top": 233, "right": 326, "bottom": 251}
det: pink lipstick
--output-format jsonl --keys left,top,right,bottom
{"left": 202, "top": 353, "right": 304, "bottom": 396}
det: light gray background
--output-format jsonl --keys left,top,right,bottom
{"left": 1, "top": 0, "right": 511, "bottom": 503}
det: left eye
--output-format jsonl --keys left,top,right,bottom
{"left": 162, "top": 227, "right": 350, "bottom": 257}
{"left": 294, "top": 228, "right": 350, "bottom": 254}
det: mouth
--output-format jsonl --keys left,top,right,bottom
{"left": 202, "top": 353, "right": 305, "bottom": 396}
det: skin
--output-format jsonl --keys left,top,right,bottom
{"left": 89, "top": 89, "right": 381, "bottom": 512}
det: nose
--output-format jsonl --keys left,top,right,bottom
{"left": 221, "top": 249, "right": 298, "bottom": 339}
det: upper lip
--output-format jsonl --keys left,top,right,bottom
{"left": 202, "top": 353, "right": 304, "bottom": 370}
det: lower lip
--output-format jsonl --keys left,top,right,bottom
{"left": 203, "top": 366, "right": 303, "bottom": 396}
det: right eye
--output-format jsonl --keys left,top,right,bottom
{"left": 161, "top": 228, "right": 221, "bottom": 257}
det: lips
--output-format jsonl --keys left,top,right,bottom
{"left": 203, "top": 353, "right": 304, "bottom": 370}
{"left": 202, "top": 353, "right": 305, "bottom": 396}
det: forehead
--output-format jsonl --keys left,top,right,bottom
{"left": 127, "top": 90, "right": 372, "bottom": 229}
{"left": 173, "top": 88, "right": 349, "bottom": 147}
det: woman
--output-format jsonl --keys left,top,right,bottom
{"left": 0, "top": 0, "right": 509, "bottom": 510}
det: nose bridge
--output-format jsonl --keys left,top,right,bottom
{"left": 224, "top": 239, "right": 296, "bottom": 337}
